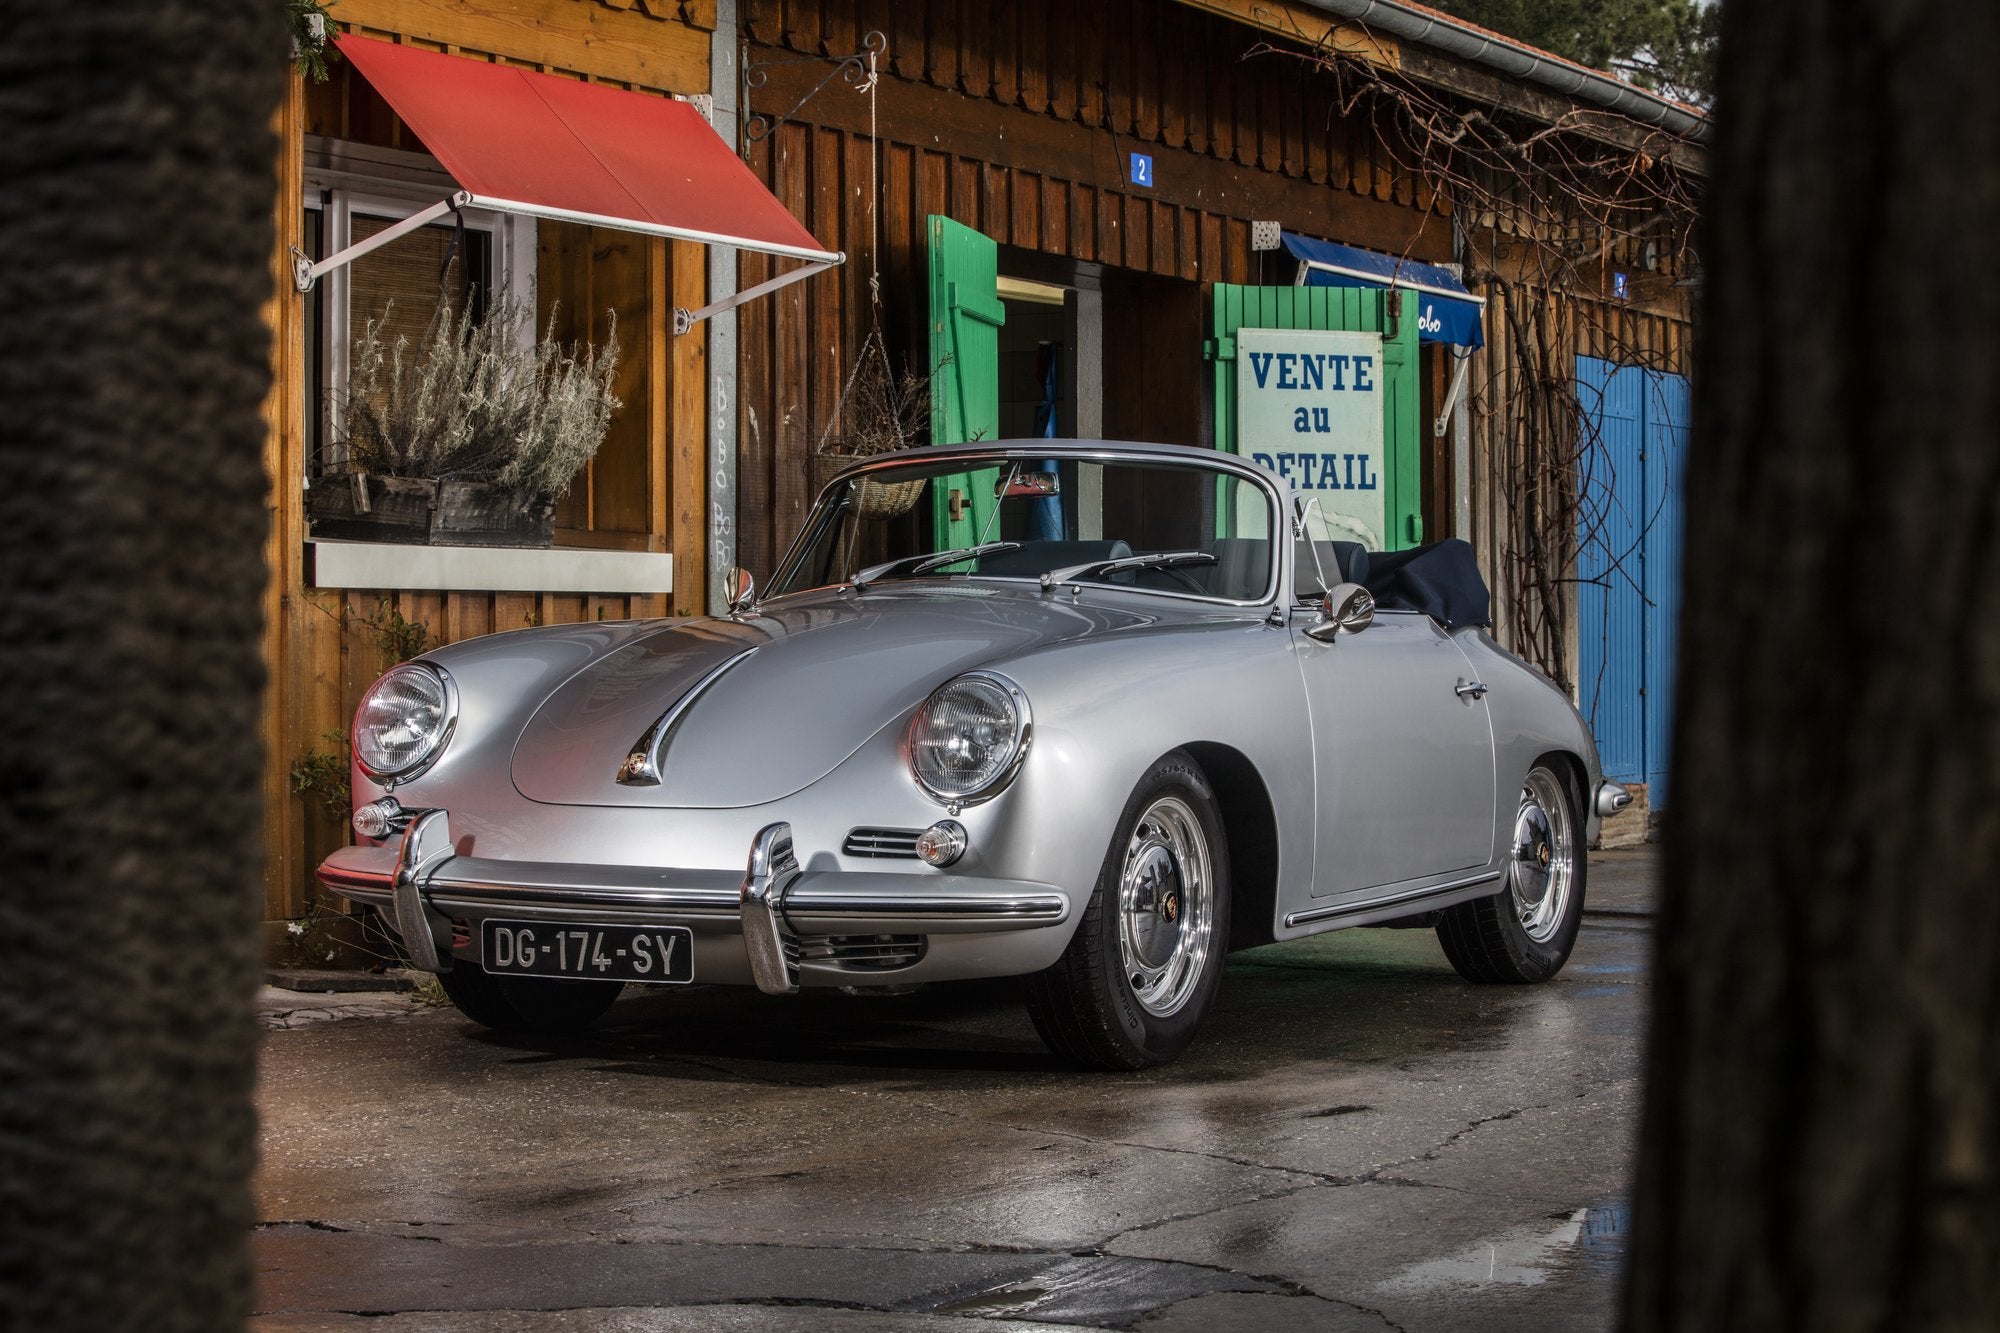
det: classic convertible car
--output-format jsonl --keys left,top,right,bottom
{"left": 320, "top": 440, "right": 1628, "bottom": 1068}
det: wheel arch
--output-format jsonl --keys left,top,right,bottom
{"left": 1531, "top": 748, "right": 1590, "bottom": 810}
{"left": 1180, "top": 741, "right": 1280, "bottom": 951}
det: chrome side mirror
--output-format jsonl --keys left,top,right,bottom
{"left": 1304, "top": 582, "right": 1374, "bottom": 642}
{"left": 727, "top": 567, "right": 756, "bottom": 614}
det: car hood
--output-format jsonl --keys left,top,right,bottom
{"left": 510, "top": 585, "right": 1160, "bottom": 808}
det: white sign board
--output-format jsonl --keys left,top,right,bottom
{"left": 1236, "top": 327, "right": 1385, "bottom": 549}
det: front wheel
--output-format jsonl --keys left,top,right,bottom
{"left": 1436, "top": 761, "right": 1586, "bottom": 983}
{"left": 1024, "top": 750, "right": 1231, "bottom": 1069}
{"left": 436, "top": 964, "right": 624, "bottom": 1033}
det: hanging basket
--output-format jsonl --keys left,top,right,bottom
{"left": 813, "top": 451, "right": 926, "bottom": 519}
{"left": 810, "top": 321, "right": 932, "bottom": 520}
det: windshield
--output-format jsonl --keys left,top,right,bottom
{"left": 767, "top": 453, "right": 1278, "bottom": 602}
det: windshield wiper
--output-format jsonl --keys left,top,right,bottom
{"left": 1039, "top": 550, "right": 1218, "bottom": 593}
{"left": 851, "top": 541, "right": 1022, "bottom": 591}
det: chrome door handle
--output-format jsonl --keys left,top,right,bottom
{"left": 1455, "top": 680, "right": 1489, "bottom": 700}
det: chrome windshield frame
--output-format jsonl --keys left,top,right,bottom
{"left": 765, "top": 442, "right": 1287, "bottom": 610}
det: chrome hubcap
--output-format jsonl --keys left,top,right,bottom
{"left": 1117, "top": 796, "right": 1213, "bottom": 1018}
{"left": 1509, "top": 769, "right": 1574, "bottom": 943}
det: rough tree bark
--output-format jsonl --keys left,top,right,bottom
{"left": 0, "top": 3, "right": 284, "bottom": 1329}
{"left": 1626, "top": 3, "right": 2000, "bottom": 1330}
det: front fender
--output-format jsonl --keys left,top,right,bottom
{"left": 961, "top": 617, "right": 1316, "bottom": 912}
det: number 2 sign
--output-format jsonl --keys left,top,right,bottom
{"left": 1129, "top": 152, "right": 1154, "bottom": 188}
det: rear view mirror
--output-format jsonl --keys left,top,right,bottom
{"left": 997, "top": 471, "right": 1060, "bottom": 498}
{"left": 1305, "top": 582, "right": 1375, "bottom": 642}
{"left": 728, "top": 567, "right": 756, "bottom": 613}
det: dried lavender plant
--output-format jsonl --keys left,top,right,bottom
{"left": 337, "top": 299, "right": 620, "bottom": 501}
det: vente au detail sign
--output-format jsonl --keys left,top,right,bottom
{"left": 1235, "top": 327, "right": 1386, "bottom": 549}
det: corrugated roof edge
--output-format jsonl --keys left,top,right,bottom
{"left": 1300, "top": 0, "right": 1711, "bottom": 144}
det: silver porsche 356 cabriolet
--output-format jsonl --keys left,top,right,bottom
{"left": 320, "top": 440, "right": 1628, "bottom": 1069}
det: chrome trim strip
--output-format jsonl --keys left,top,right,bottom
{"left": 616, "top": 646, "right": 762, "bottom": 786}
{"left": 436, "top": 884, "right": 740, "bottom": 912}
{"left": 784, "top": 893, "right": 1066, "bottom": 919}
{"left": 1283, "top": 870, "right": 1503, "bottom": 929}
{"left": 319, "top": 850, "right": 1071, "bottom": 927}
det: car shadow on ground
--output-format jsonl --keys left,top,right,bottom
{"left": 454, "top": 928, "right": 1521, "bottom": 1083}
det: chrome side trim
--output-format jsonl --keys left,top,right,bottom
{"left": 390, "top": 809, "right": 456, "bottom": 972}
{"left": 741, "top": 823, "right": 802, "bottom": 995}
{"left": 616, "top": 646, "right": 762, "bottom": 786}
{"left": 1284, "top": 869, "right": 1503, "bottom": 929}
{"left": 784, "top": 892, "right": 1066, "bottom": 919}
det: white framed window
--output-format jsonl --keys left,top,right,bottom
{"left": 301, "top": 137, "right": 536, "bottom": 477}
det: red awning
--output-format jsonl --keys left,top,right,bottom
{"left": 333, "top": 35, "right": 838, "bottom": 265}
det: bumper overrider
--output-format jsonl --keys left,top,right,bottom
{"left": 315, "top": 811, "right": 1075, "bottom": 992}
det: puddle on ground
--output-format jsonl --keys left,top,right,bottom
{"left": 1375, "top": 1199, "right": 1629, "bottom": 1295}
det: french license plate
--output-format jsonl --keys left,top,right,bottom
{"left": 481, "top": 920, "right": 694, "bottom": 985}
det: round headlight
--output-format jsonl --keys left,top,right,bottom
{"left": 909, "top": 672, "right": 1030, "bottom": 804}
{"left": 353, "top": 663, "right": 457, "bottom": 783}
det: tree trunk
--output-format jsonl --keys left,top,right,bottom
{"left": 1626, "top": 3, "right": 2000, "bottom": 1329}
{"left": 0, "top": 3, "right": 284, "bottom": 1329}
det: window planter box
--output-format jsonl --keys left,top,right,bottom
{"left": 307, "top": 475, "right": 553, "bottom": 548}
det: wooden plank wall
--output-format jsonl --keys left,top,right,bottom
{"left": 730, "top": 0, "right": 1457, "bottom": 573}
{"left": 262, "top": 5, "right": 713, "bottom": 927}
{"left": 732, "top": 0, "right": 1700, "bottom": 692}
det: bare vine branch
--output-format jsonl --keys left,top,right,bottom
{"left": 1250, "top": 35, "right": 1704, "bottom": 691}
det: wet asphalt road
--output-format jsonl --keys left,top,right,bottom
{"left": 253, "top": 848, "right": 1656, "bottom": 1332}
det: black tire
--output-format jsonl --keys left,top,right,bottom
{"left": 1437, "top": 760, "right": 1587, "bottom": 983}
{"left": 1025, "top": 750, "right": 1231, "bottom": 1069}
{"left": 436, "top": 964, "right": 624, "bottom": 1033}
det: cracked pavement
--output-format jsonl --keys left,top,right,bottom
{"left": 253, "top": 848, "right": 1655, "bottom": 1331}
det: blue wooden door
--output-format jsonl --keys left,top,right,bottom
{"left": 1576, "top": 358, "right": 1688, "bottom": 808}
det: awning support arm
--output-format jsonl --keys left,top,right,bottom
{"left": 674, "top": 258, "right": 839, "bottom": 336}
{"left": 1435, "top": 352, "right": 1473, "bottom": 439}
{"left": 291, "top": 197, "right": 457, "bottom": 293}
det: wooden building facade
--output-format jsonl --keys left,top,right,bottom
{"left": 263, "top": 0, "right": 726, "bottom": 945}
{"left": 259, "top": 0, "right": 1702, "bottom": 943}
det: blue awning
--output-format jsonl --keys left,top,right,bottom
{"left": 1282, "top": 232, "right": 1485, "bottom": 349}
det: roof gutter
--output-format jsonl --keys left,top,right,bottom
{"left": 1300, "top": 0, "right": 1711, "bottom": 143}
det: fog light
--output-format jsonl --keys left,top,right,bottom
{"left": 915, "top": 819, "right": 968, "bottom": 867}
{"left": 353, "top": 797, "right": 409, "bottom": 841}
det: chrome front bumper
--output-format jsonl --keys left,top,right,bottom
{"left": 316, "top": 811, "right": 1074, "bottom": 991}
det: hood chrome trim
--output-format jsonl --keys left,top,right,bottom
{"left": 614, "top": 645, "right": 763, "bottom": 786}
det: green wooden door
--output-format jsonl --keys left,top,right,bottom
{"left": 928, "top": 215, "right": 1006, "bottom": 547}
{"left": 1207, "top": 284, "right": 1423, "bottom": 549}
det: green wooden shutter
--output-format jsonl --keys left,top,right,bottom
{"left": 928, "top": 215, "right": 1006, "bottom": 547}
{"left": 1206, "top": 284, "right": 1423, "bottom": 549}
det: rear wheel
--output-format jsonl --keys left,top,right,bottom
{"left": 1437, "top": 761, "right": 1586, "bottom": 983}
{"left": 1025, "top": 750, "right": 1231, "bottom": 1069}
{"left": 436, "top": 965, "right": 624, "bottom": 1033}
